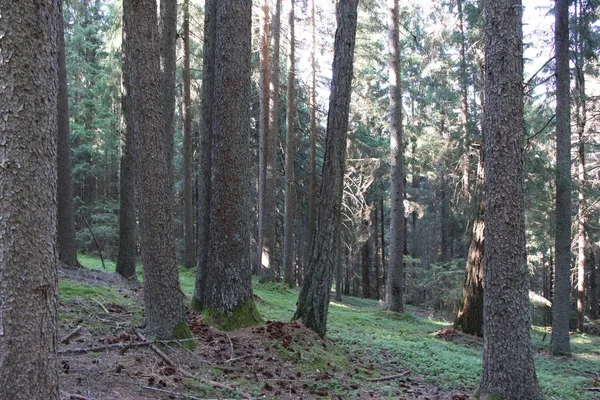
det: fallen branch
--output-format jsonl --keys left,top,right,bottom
{"left": 58, "top": 337, "right": 200, "bottom": 354}
{"left": 91, "top": 298, "right": 109, "bottom": 315}
{"left": 61, "top": 325, "right": 83, "bottom": 344}
{"left": 365, "top": 370, "right": 410, "bottom": 382}
{"left": 134, "top": 329, "right": 195, "bottom": 378}
{"left": 141, "top": 385, "right": 203, "bottom": 400}
{"left": 60, "top": 390, "right": 93, "bottom": 400}
{"left": 583, "top": 388, "right": 600, "bottom": 392}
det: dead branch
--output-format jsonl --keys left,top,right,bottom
{"left": 134, "top": 329, "right": 195, "bottom": 378}
{"left": 91, "top": 298, "right": 109, "bottom": 315}
{"left": 364, "top": 370, "right": 410, "bottom": 382}
{"left": 61, "top": 325, "right": 83, "bottom": 344}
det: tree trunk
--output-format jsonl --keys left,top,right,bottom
{"left": 454, "top": 152, "right": 484, "bottom": 337}
{"left": 257, "top": 0, "right": 275, "bottom": 282}
{"left": 182, "top": 0, "right": 194, "bottom": 269}
{"left": 116, "top": 0, "right": 138, "bottom": 279}
{"left": 202, "top": 0, "right": 262, "bottom": 330}
{"left": 0, "top": 1, "right": 60, "bottom": 398}
{"left": 591, "top": 249, "right": 599, "bottom": 320}
{"left": 335, "top": 233, "right": 343, "bottom": 302}
{"left": 361, "top": 238, "right": 371, "bottom": 299}
{"left": 307, "top": 0, "right": 318, "bottom": 265}
{"left": 57, "top": 1, "right": 80, "bottom": 268}
{"left": 283, "top": 0, "right": 297, "bottom": 288}
{"left": 551, "top": 0, "right": 572, "bottom": 355}
{"left": 457, "top": 0, "right": 472, "bottom": 198}
{"left": 193, "top": 0, "right": 216, "bottom": 309}
{"left": 386, "top": 0, "right": 405, "bottom": 313}
{"left": 293, "top": 0, "right": 358, "bottom": 337}
{"left": 374, "top": 203, "right": 381, "bottom": 299}
{"left": 478, "top": 0, "right": 542, "bottom": 397}
{"left": 126, "top": 0, "right": 189, "bottom": 340}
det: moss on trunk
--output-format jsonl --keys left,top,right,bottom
{"left": 202, "top": 298, "right": 262, "bottom": 331}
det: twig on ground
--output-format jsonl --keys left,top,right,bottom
{"left": 60, "top": 390, "right": 93, "bottom": 400}
{"left": 61, "top": 325, "right": 83, "bottom": 344}
{"left": 91, "top": 298, "right": 109, "bottom": 315}
{"left": 365, "top": 370, "right": 410, "bottom": 382}
{"left": 141, "top": 385, "right": 203, "bottom": 399}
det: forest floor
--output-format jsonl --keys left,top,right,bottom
{"left": 57, "top": 255, "right": 600, "bottom": 400}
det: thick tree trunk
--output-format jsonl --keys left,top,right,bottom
{"left": 386, "top": 0, "right": 405, "bottom": 313}
{"left": 283, "top": 0, "right": 297, "bottom": 288}
{"left": 293, "top": 0, "right": 358, "bottom": 337}
{"left": 454, "top": 153, "right": 484, "bottom": 337}
{"left": 551, "top": 0, "right": 572, "bottom": 355}
{"left": 202, "top": 0, "right": 261, "bottom": 330}
{"left": 478, "top": 0, "right": 542, "bottom": 398}
{"left": 257, "top": 0, "right": 275, "bottom": 282}
{"left": 307, "top": 0, "right": 318, "bottom": 265}
{"left": 182, "top": 0, "right": 194, "bottom": 269}
{"left": 193, "top": 0, "right": 216, "bottom": 309}
{"left": 126, "top": 0, "right": 188, "bottom": 340}
{"left": 0, "top": 1, "right": 60, "bottom": 398}
{"left": 116, "top": 0, "right": 138, "bottom": 279}
{"left": 57, "top": 2, "right": 80, "bottom": 268}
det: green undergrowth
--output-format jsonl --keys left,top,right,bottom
{"left": 69, "top": 255, "right": 600, "bottom": 399}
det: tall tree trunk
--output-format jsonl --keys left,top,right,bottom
{"left": 0, "top": 1, "right": 60, "bottom": 398}
{"left": 457, "top": 0, "right": 472, "bottom": 198}
{"left": 387, "top": 0, "right": 405, "bottom": 313}
{"left": 478, "top": 0, "right": 542, "bottom": 397}
{"left": 283, "top": 0, "right": 297, "bottom": 288}
{"left": 116, "top": 0, "right": 138, "bottom": 279}
{"left": 193, "top": 0, "right": 216, "bottom": 309}
{"left": 374, "top": 202, "right": 381, "bottom": 299}
{"left": 361, "top": 237, "right": 371, "bottom": 299}
{"left": 126, "top": 0, "right": 189, "bottom": 340}
{"left": 440, "top": 176, "right": 451, "bottom": 262}
{"left": 335, "top": 233, "right": 343, "bottom": 302}
{"left": 182, "top": 0, "right": 194, "bottom": 269}
{"left": 454, "top": 151, "right": 484, "bottom": 337}
{"left": 293, "top": 0, "right": 359, "bottom": 337}
{"left": 57, "top": 1, "right": 80, "bottom": 268}
{"left": 202, "top": 0, "right": 262, "bottom": 330}
{"left": 591, "top": 249, "right": 599, "bottom": 320}
{"left": 257, "top": 0, "right": 274, "bottom": 281}
{"left": 307, "top": 0, "right": 318, "bottom": 265}
{"left": 551, "top": 0, "right": 572, "bottom": 355}
{"left": 380, "top": 197, "right": 386, "bottom": 296}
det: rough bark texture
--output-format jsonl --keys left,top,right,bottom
{"left": 183, "top": 0, "right": 195, "bottom": 269}
{"left": 283, "top": 0, "right": 297, "bottom": 288}
{"left": 201, "top": 0, "right": 261, "bottom": 330}
{"left": 126, "top": 0, "right": 188, "bottom": 340}
{"left": 386, "top": 0, "right": 404, "bottom": 313}
{"left": 307, "top": 0, "right": 318, "bottom": 265}
{"left": 0, "top": 1, "right": 60, "bottom": 398}
{"left": 454, "top": 153, "right": 484, "bottom": 337}
{"left": 257, "top": 0, "right": 275, "bottom": 282}
{"left": 116, "top": 0, "right": 138, "bottom": 279}
{"left": 159, "top": 0, "right": 177, "bottom": 184}
{"left": 193, "top": 0, "right": 216, "bottom": 309}
{"left": 478, "top": 0, "right": 542, "bottom": 398}
{"left": 293, "top": 0, "right": 358, "bottom": 337}
{"left": 57, "top": 1, "right": 80, "bottom": 268}
{"left": 591, "top": 249, "right": 599, "bottom": 320}
{"left": 551, "top": 0, "right": 572, "bottom": 355}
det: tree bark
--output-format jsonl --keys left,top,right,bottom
{"left": 57, "top": 0, "right": 80, "bottom": 268}
{"left": 193, "top": 0, "right": 216, "bottom": 309}
{"left": 0, "top": 1, "right": 60, "bottom": 398}
{"left": 182, "top": 0, "right": 195, "bottom": 269}
{"left": 551, "top": 0, "right": 572, "bottom": 355}
{"left": 293, "top": 0, "right": 358, "bottom": 337}
{"left": 117, "top": 0, "right": 138, "bottom": 279}
{"left": 307, "top": 0, "right": 318, "bottom": 266}
{"left": 478, "top": 0, "right": 542, "bottom": 397}
{"left": 202, "top": 0, "right": 261, "bottom": 330}
{"left": 283, "top": 0, "right": 297, "bottom": 288}
{"left": 386, "top": 0, "right": 405, "bottom": 313}
{"left": 126, "top": 0, "right": 188, "bottom": 340}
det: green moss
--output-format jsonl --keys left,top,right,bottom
{"left": 169, "top": 322, "right": 196, "bottom": 350}
{"left": 191, "top": 296, "right": 203, "bottom": 312}
{"left": 202, "top": 297, "right": 263, "bottom": 331}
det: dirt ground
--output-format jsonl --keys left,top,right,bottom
{"left": 57, "top": 266, "right": 472, "bottom": 399}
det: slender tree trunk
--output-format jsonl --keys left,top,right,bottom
{"left": 454, "top": 151, "right": 484, "bottom": 337}
{"left": 126, "top": 0, "right": 189, "bottom": 340}
{"left": 387, "top": 0, "right": 405, "bottom": 313}
{"left": 57, "top": 1, "right": 80, "bottom": 268}
{"left": 374, "top": 203, "right": 381, "bottom": 299}
{"left": 335, "top": 233, "right": 343, "bottom": 302}
{"left": 182, "top": 0, "right": 194, "bottom": 269}
{"left": 591, "top": 249, "right": 599, "bottom": 320}
{"left": 0, "top": 1, "right": 60, "bottom": 398}
{"left": 576, "top": 114, "right": 586, "bottom": 332}
{"left": 193, "top": 0, "right": 216, "bottom": 309}
{"left": 307, "top": 0, "right": 318, "bottom": 264}
{"left": 380, "top": 198, "right": 386, "bottom": 296}
{"left": 283, "top": 0, "right": 297, "bottom": 288}
{"left": 361, "top": 238, "right": 371, "bottom": 299}
{"left": 202, "top": 0, "right": 262, "bottom": 330}
{"left": 116, "top": 0, "right": 138, "bottom": 279}
{"left": 440, "top": 176, "right": 451, "bottom": 262}
{"left": 478, "top": 0, "right": 542, "bottom": 397}
{"left": 457, "top": 0, "right": 472, "bottom": 198}
{"left": 258, "top": 0, "right": 275, "bottom": 281}
{"left": 551, "top": 0, "right": 572, "bottom": 355}
{"left": 293, "top": 0, "right": 359, "bottom": 337}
